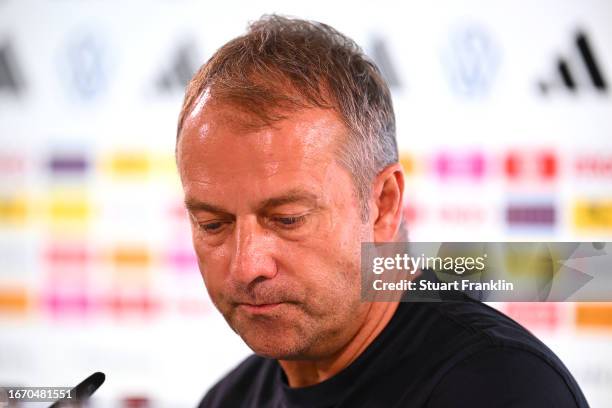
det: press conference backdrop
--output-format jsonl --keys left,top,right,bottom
{"left": 1, "top": 0, "right": 611, "bottom": 406}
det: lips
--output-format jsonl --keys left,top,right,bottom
{"left": 238, "top": 302, "right": 284, "bottom": 314}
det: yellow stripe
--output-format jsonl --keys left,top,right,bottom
{"left": 0, "top": 196, "right": 27, "bottom": 224}
{"left": 105, "top": 152, "right": 151, "bottom": 177}
{"left": 574, "top": 200, "right": 612, "bottom": 229}
{"left": 399, "top": 153, "right": 415, "bottom": 175}
{"left": 48, "top": 196, "right": 90, "bottom": 222}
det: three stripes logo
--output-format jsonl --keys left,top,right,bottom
{"left": 155, "top": 41, "right": 200, "bottom": 94}
{"left": 0, "top": 41, "right": 25, "bottom": 96}
{"left": 538, "top": 30, "right": 608, "bottom": 95}
{"left": 368, "top": 37, "right": 402, "bottom": 90}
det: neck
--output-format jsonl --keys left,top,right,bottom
{"left": 278, "top": 301, "right": 399, "bottom": 388}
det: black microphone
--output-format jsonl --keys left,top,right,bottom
{"left": 48, "top": 372, "right": 105, "bottom": 407}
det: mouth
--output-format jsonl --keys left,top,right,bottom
{"left": 238, "top": 302, "right": 284, "bottom": 314}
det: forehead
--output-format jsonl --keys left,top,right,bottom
{"left": 177, "top": 103, "right": 349, "bottom": 205}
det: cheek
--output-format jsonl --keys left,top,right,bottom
{"left": 191, "top": 236, "right": 232, "bottom": 300}
{"left": 293, "top": 205, "right": 365, "bottom": 282}
{"left": 286, "top": 230, "right": 363, "bottom": 297}
{"left": 323, "top": 218, "right": 367, "bottom": 293}
{"left": 326, "top": 212, "right": 366, "bottom": 267}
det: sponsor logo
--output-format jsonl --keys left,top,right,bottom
{"left": 441, "top": 24, "right": 500, "bottom": 97}
{"left": 111, "top": 246, "right": 151, "bottom": 269}
{"left": 42, "top": 287, "right": 91, "bottom": 317}
{"left": 167, "top": 246, "right": 198, "bottom": 273}
{"left": 575, "top": 154, "right": 612, "bottom": 178}
{"left": 438, "top": 205, "right": 486, "bottom": 223}
{"left": 504, "top": 150, "right": 557, "bottom": 181}
{"left": 47, "top": 152, "right": 90, "bottom": 176}
{"left": 103, "top": 152, "right": 150, "bottom": 178}
{"left": 538, "top": 30, "right": 608, "bottom": 95}
{"left": 402, "top": 203, "right": 424, "bottom": 224}
{"left": 0, "top": 152, "right": 25, "bottom": 175}
{"left": 504, "top": 303, "right": 561, "bottom": 331}
{"left": 0, "top": 40, "right": 24, "bottom": 96}
{"left": 506, "top": 203, "right": 556, "bottom": 226}
{"left": 576, "top": 304, "right": 612, "bottom": 329}
{"left": 45, "top": 191, "right": 90, "bottom": 227}
{"left": 434, "top": 151, "right": 486, "bottom": 180}
{"left": 107, "top": 291, "right": 159, "bottom": 317}
{"left": 368, "top": 36, "right": 402, "bottom": 90}
{"left": 574, "top": 200, "right": 612, "bottom": 229}
{"left": 399, "top": 152, "right": 415, "bottom": 175}
{"left": 0, "top": 287, "right": 28, "bottom": 315}
{"left": 58, "top": 30, "right": 111, "bottom": 101}
{"left": 45, "top": 243, "right": 90, "bottom": 268}
{"left": 155, "top": 41, "right": 200, "bottom": 94}
{"left": 0, "top": 195, "right": 27, "bottom": 224}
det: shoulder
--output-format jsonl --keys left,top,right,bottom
{"left": 199, "top": 354, "right": 277, "bottom": 408}
{"left": 426, "top": 346, "right": 589, "bottom": 407}
{"left": 404, "top": 298, "right": 589, "bottom": 407}
{"left": 413, "top": 296, "right": 557, "bottom": 352}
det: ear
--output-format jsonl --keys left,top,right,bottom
{"left": 371, "top": 163, "right": 405, "bottom": 242}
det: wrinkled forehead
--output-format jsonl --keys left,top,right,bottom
{"left": 179, "top": 94, "right": 347, "bottom": 155}
{"left": 176, "top": 103, "right": 358, "bottom": 217}
{"left": 181, "top": 100, "right": 276, "bottom": 140}
{"left": 177, "top": 101, "right": 349, "bottom": 187}
{"left": 178, "top": 75, "right": 340, "bottom": 140}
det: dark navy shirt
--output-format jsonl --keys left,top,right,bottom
{"left": 199, "top": 296, "right": 589, "bottom": 407}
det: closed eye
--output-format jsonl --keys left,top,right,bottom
{"left": 198, "top": 221, "right": 229, "bottom": 234}
{"left": 273, "top": 215, "right": 307, "bottom": 228}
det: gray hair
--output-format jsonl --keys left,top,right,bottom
{"left": 177, "top": 14, "right": 399, "bottom": 222}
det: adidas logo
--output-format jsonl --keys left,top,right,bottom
{"left": 538, "top": 30, "right": 607, "bottom": 95}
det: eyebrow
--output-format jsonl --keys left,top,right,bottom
{"left": 184, "top": 188, "right": 320, "bottom": 215}
{"left": 184, "top": 199, "right": 229, "bottom": 215}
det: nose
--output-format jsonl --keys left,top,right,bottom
{"left": 228, "top": 216, "right": 278, "bottom": 285}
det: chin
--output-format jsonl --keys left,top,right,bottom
{"left": 251, "top": 347, "right": 298, "bottom": 360}
{"left": 234, "top": 324, "right": 312, "bottom": 359}
{"left": 238, "top": 327, "right": 303, "bottom": 357}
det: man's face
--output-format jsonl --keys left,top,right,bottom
{"left": 177, "top": 102, "right": 373, "bottom": 359}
